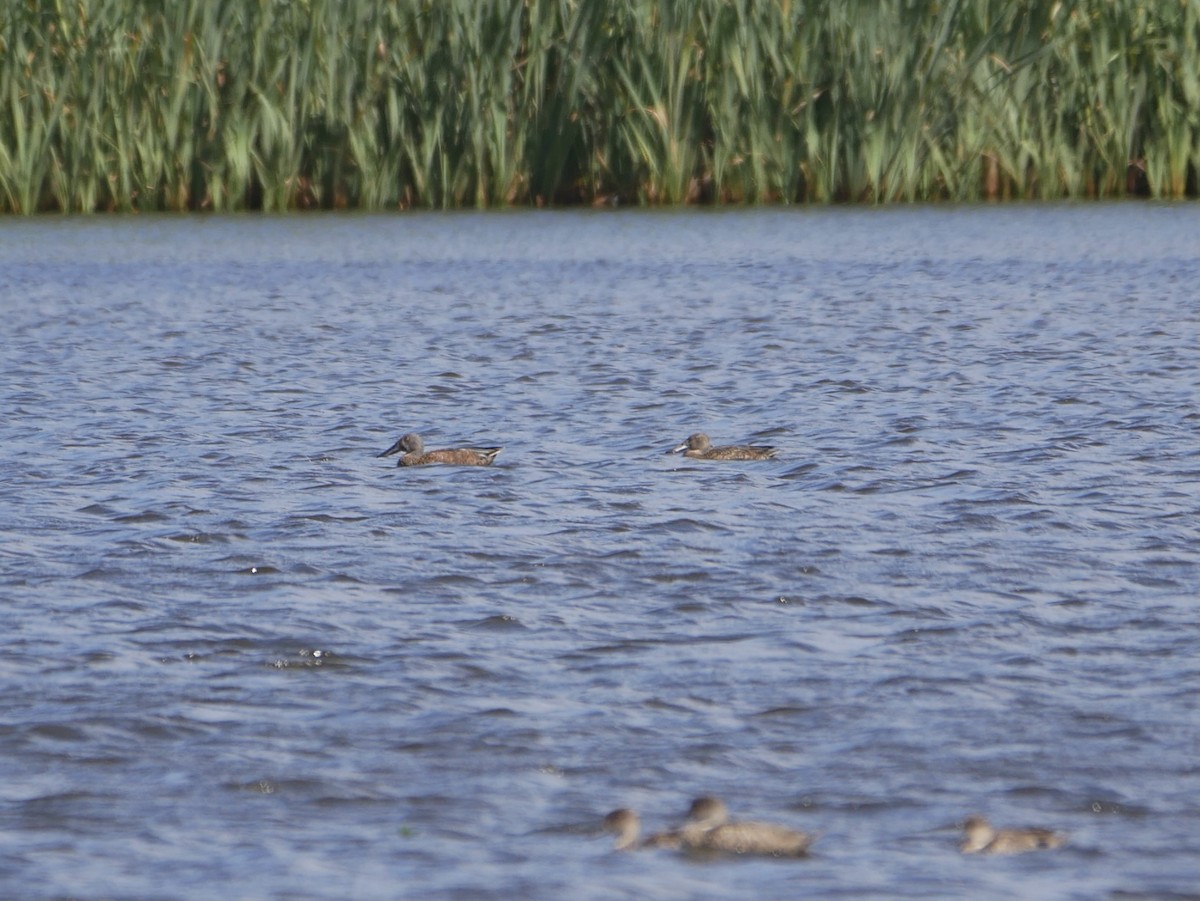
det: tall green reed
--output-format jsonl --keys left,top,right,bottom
{"left": 1, "top": 0, "right": 1197, "bottom": 212}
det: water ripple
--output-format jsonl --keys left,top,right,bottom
{"left": 0, "top": 207, "right": 1198, "bottom": 900}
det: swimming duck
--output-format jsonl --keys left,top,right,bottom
{"left": 601, "top": 808, "right": 681, "bottom": 851}
{"left": 676, "top": 796, "right": 815, "bottom": 857}
{"left": 377, "top": 433, "right": 501, "bottom": 467}
{"left": 959, "top": 814, "right": 1066, "bottom": 854}
{"left": 669, "top": 433, "right": 777, "bottom": 461}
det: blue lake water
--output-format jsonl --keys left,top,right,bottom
{"left": 1, "top": 205, "right": 1198, "bottom": 900}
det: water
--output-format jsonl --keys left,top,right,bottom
{"left": 1, "top": 205, "right": 1198, "bottom": 900}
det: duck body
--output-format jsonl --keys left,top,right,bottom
{"left": 602, "top": 809, "right": 681, "bottom": 851}
{"left": 683, "top": 819, "right": 815, "bottom": 856}
{"left": 670, "top": 433, "right": 776, "bottom": 461}
{"left": 378, "top": 433, "right": 501, "bottom": 467}
{"left": 677, "top": 797, "right": 815, "bottom": 858}
{"left": 959, "top": 815, "right": 1066, "bottom": 854}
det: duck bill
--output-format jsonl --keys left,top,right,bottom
{"left": 668, "top": 443, "right": 687, "bottom": 454}
{"left": 377, "top": 439, "right": 404, "bottom": 458}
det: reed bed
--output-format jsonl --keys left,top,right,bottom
{"left": 2, "top": 0, "right": 1198, "bottom": 212}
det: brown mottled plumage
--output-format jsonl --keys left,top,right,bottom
{"left": 677, "top": 797, "right": 815, "bottom": 857}
{"left": 603, "top": 799, "right": 814, "bottom": 857}
{"left": 377, "top": 433, "right": 501, "bottom": 467}
{"left": 959, "top": 815, "right": 1066, "bottom": 854}
{"left": 669, "top": 433, "right": 777, "bottom": 461}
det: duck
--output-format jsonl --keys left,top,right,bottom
{"left": 676, "top": 796, "right": 816, "bottom": 857}
{"left": 601, "top": 808, "right": 681, "bottom": 851}
{"left": 377, "top": 433, "right": 501, "bottom": 467}
{"left": 959, "top": 814, "right": 1066, "bottom": 854}
{"left": 669, "top": 433, "right": 777, "bottom": 461}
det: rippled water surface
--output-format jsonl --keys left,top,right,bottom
{"left": 2, "top": 206, "right": 1198, "bottom": 900}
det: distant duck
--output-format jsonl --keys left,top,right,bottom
{"left": 601, "top": 808, "right": 681, "bottom": 851}
{"left": 669, "top": 433, "right": 777, "bottom": 461}
{"left": 959, "top": 815, "right": 1066, "bottom": 855}
{"left": 377, "top": 433, "right": 501, "bottom": 467}
{"left": 676, "top": 796, "right": 816, "bottom": 857}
